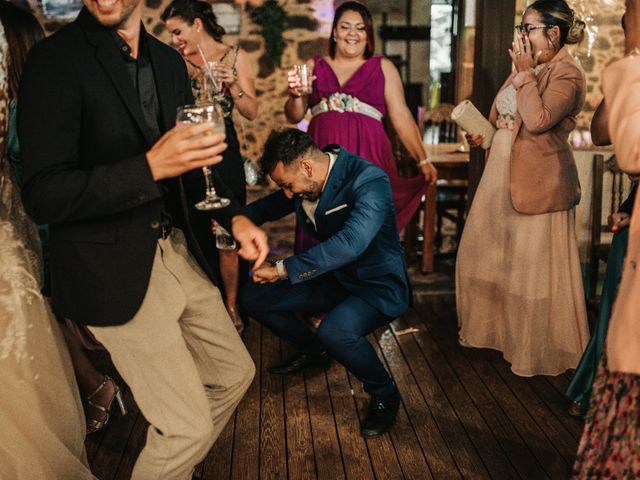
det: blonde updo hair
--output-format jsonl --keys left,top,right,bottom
{"left": 527, "top": 0, "right": 585, "bottom": 46}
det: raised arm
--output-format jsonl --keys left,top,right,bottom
{"left": 514, "top": 62, "right": 584, "bottom": 134}
{"left": 284, "top": 58, "right": 315, "bottom": 123}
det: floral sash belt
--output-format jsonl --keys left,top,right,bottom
{"left": 496, "top": 114, "right": 515, "bottom": 130}
{"left": 310, "top": 93, "right": 383, "bottom": 122}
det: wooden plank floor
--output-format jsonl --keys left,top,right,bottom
{"left": 86, "top": 292, "right": 584, "bottom": 480}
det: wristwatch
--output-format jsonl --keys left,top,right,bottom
{"left": 275, "top": 259, "right": 287, "bottom": 279}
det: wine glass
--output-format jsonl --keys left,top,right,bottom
{"left": 176, "top": 103, "right": 230, "bottom": 210}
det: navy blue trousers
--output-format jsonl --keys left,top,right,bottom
{"left": 239, "top": 274, "right": 396, "bottom": 397}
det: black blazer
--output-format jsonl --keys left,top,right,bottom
{"left": 18, "top": 8, "right": 241, "bottom": 326}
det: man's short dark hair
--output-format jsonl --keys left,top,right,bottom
{"left": 260, "top": 128, "right": 318, "bottom": 175}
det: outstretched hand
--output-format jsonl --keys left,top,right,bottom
{"left": 231, "top": 215, "right": 269, "bottom": 268}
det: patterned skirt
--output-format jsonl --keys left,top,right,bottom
{"left": 572, "top": 358, "right": 640, "bottom": 478}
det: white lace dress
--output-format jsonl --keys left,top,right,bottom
{"left": 455, "top": 72, "right": 589, "bottom": 377}
{"left": 0, "top": 21, "right": 94, "bottom": 479}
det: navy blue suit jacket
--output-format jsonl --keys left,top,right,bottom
{"left": 245, "top": 146, "right": 410, "bottom": 318}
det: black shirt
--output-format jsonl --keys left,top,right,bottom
{"left": 111, "top": 28, "right": 173, "bottom": 226}
{"left": 111, "top": 29, "right": 161, "bottom": 138}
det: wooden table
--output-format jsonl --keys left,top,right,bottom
{"left": 421, "top": 145, "right": 470, "bottom": 273}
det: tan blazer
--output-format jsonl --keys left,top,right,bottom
{"left": 489, "top": 46, "right": 586, "bottom": 214}
{"left": 603, "top": 55, "right": 640, "bottom": 375}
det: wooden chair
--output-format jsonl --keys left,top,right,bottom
{"left": 419, "top": 104, "right": 467, "bottom": 259}
{"left": 586, "top": 153, "right": 627, "bottom": 308}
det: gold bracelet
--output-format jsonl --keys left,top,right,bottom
{"left": 417, "top": 158, "right": 431, "bottom": 167}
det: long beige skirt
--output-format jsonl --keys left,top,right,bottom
{"left": 455, "top": 128, "right": 589, "bottom": 377}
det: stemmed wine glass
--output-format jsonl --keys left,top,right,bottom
{"left": 176, "top": 103, "right": 230, "bottom": 210}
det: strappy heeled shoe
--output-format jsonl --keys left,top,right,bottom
{"left": 86, "top": 375, "right": 127, "bottom": 434}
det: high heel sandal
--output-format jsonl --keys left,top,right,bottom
{"left": 86, "top": 375, "right": 127, "bottom": 434}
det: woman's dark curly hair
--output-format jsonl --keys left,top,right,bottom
{"left": 161, "top": 0, "right": 225, "bottom": 43}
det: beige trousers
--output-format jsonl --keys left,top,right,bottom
{"left": 89, "top": 229, "right": 255, "bottom": 480}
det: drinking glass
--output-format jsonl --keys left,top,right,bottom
{"left": 215, "top": 222, "right": 237, "bottom": 250}
{"left": 206, "top": 60, "right": 222, "bottom": 94}
{"left": 294, "top": 64, "right": 312, "bottom": 95}
{"left": 176, "top": 103, "right": 230, "bottom": 210}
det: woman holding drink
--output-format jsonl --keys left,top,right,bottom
{"left": 284, "top": 1, "right": 437, "bottom": 252}
{"left": 456, "top": 0, "right": 589, "bottom": 376}
{"left": 162, "top": 0, "right": 257, "bottom": 333}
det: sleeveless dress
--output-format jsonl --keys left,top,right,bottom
{"left": 455, "top": 72, "right": 589, "bottom": 377}
{"left": 295, "top": 55, "right": 426, "bottom": 253}
{"left": 189, "top": 45, "right": 245, "bottom": 205}
{"left": 188, "top": 46, "right": 247, "bottom": 293}
{"left": 0, "top": 25, "right": 94, "bottom": 477}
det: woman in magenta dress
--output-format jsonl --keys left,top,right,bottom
{"left": 285, "top": 1, "right": 436, "bottom": 252}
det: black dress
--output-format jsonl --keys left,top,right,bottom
{"left": 188, "top": 46, "right": 247, "bottom": 295}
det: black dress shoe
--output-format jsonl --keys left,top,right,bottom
{"left": 268, "top": 351, "right": 331, "bottom": 375}
{"left": 361, "top": 390, "right": 401, "bottom": 437}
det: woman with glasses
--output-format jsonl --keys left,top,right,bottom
{"left": 456, "top": 0, "right": 589, "bottom": 376}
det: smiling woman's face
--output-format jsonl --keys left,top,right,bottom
{"left": 165, "top": 16, "right": 199, "bottom": 57}
{"left": 333, "top": 10, "right": 367, "bottom": 59}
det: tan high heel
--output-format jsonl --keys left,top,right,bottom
{"left": 86, "top": 375, "right": 127, "bottom": 434}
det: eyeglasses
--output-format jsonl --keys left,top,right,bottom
{"left": 515, "top": 24, "right": 553, "bottom": 34}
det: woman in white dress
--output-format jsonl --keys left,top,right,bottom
{"left": 0, "top": 3, "right": 94, "bottom": 478}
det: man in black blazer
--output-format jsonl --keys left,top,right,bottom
{"left": 18, "top": 0, "right": 267, "bottom": 477}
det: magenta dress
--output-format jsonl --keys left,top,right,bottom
{"left": 294, "top": 55, "right": 426, "bottom": 253}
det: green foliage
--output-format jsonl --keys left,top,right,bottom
{"left": 249, "top": 0, "right": 288, "bottom": 68}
